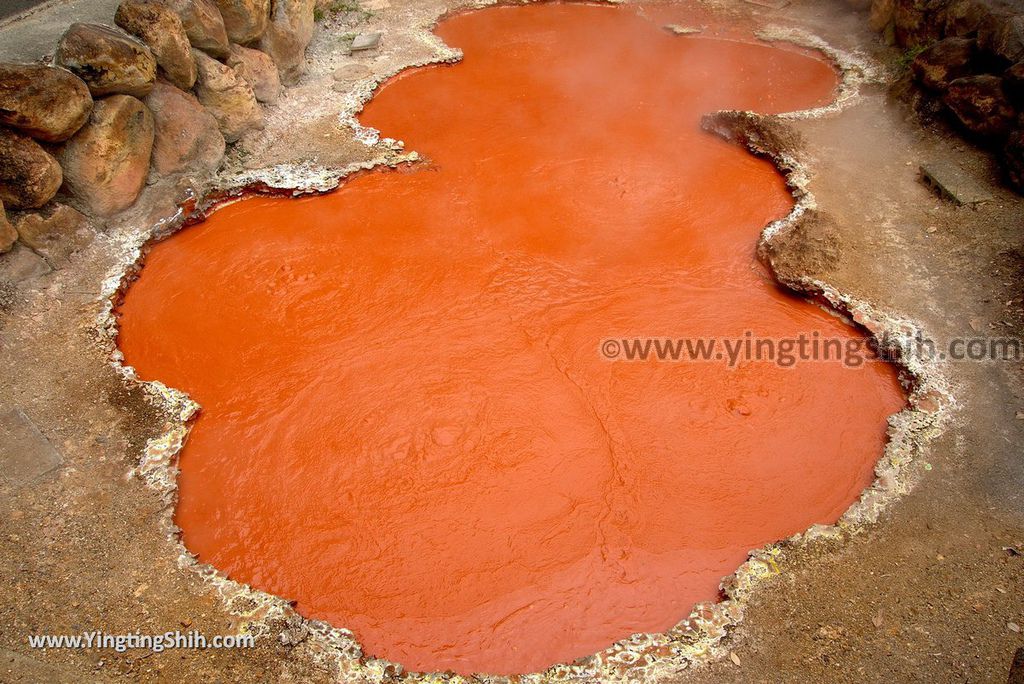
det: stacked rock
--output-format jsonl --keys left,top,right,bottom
{"left": 0, "top": 0, "right": 317, "bottom": 254}
{"left": 871, "top": 0, "right": 1024, "bottom": 192}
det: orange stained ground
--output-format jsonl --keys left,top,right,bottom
{"left": 116, "top": 2, "right": 906, "bottom": 676}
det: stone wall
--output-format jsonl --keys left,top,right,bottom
{"left": 0, "top": 0, "right": 314, "bottom": 255}
{"left": 870, "top": 0, "right": 1024, "bottom": 191}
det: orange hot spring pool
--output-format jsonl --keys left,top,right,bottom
{"left": 115, "top": 2, "right": 907, "bottom": 676}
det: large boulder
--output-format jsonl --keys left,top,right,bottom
{"left": 259, "top": 0, "right": 314, "bottom": 85}
{"left": 226, "top": 43, "right": 280, "bottom": 103}
{"left": 165, "top": 0, "right": 230, "bottom": 58}
{"left": 55, "top": 23, "right": 157, "bottom": 98}
{"left": 912, "top": 37, "right": 976, "bottom": 91}
{"left": 978, "top": 14, "right": 1024, "bottom": 65}
{"left": 869, "top": 0, "right": 895, "bottom": 32}
{"left": 0, "top": 128, "right": 62, "bottom": 210}
{"left": 215, "top": 0, "right": 269, "bottom": 44}
{"left": 192, "top": 49, "right": 262, "bottom": 142}
{"left": 144, "top": 80, "right": 225, "bottom": 174}
{"left": 893, "top": 0, "right": 945, "bottom": 48}
{"left": 115, "top": 0, "right": 197, "bottom": 90}
{"left": 944, "top": 74, "right": 1017, "bottom": 138}
{"left": 0, "top": 63, "right": 93, "bottom": 143}
{"left": 11, "top": 202, "right": 93, "bottom": 263}
{"left": 1005, "top": 129, "right": 1024, "bottom": 191}
{"left": 0, "top": 201, "right": 16, "bottom": 254}
{"left": 944, "top": 0, "right": 988, "bottom": 38}
{"left": 57, "top": 95, "right": 154, "bottom": 217}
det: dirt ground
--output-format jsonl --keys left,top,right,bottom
{"left": 1, "top": 0, "right": 1022, "bottom": 682}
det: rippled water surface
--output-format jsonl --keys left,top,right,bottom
{"left": 117, "top": 3, "right": 904, "bottom": 675}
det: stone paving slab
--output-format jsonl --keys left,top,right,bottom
{"left": 920, "top": 161, "right": 994, "bottom": 206}
{"left": 350, "top": 32, "right": 382, "bottom": 52}
{"left": 0, "top": 407, "right": 62, "bottom": 486}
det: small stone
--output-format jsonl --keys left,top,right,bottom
{"left": 0, "top": 128, "right": 63, "bottom": 210}
{"left": 350, "top": 32, "right": 381, "bottom": 52}
{"left": 115, "top": 0, "right": 198, "bottom": 90}
{"left": 226, "top": 44, "right": 281, "bottom": 103}
{"left": 664, "top": 24, "right": 701, "bottom": 35}
{"left": 166, "top": 0, "right": 231, "bottom": 58}
{"left": 0, "top": 63, "right": 93, "bottom": 142}
{"left": 192, "top": 48, "right": 263, "bottom": 143}
{"left": 55, "top": 23, "right": 157, "bottom": 98}
{"left": 57, "top": 94, "right": 155, "bottom": 217}
{"left": 215, "top": 0, "right": 270, "bottom": 44}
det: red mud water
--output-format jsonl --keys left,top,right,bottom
{"left": 116, "top": 2, "right": 906, "bottom": 675}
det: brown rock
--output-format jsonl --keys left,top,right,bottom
{"left": 1009, "top": 647, "right": 1024, "bottom": 684}
{"left": 978, "top": 14, "right": 1024, "bottom": 65}
{"left": 1006, "top": 61, "right": 1024, "bottom": 106}
{"left": 115, "top": 0, "right": 197, "bottom": 90}
{"left": 0, "top": 128, "right": 62, "bottom": 210}
{"left": 11, "top": 202, "right": 93, "bottom": 262}
{"left": 944, "top": 0, "right": 988, "bottom": 38}
{"left": 944, "top": 74, "right": 1017, "bottom": 138}
{"left": 144, "top": 80, "right": 225, "bottom": 174}
{"left": 0, "top": 63, "right": 93, "bottom": 143}
{"left": 226, "top": 43, "right": 280, "bottom": 103}
{"left": 166, "top": 0, "right": 230, "bottom": 58}
{"left": 869, "top": 0, "right": 896, "bottom": 32}
{"left": 912, "top": 38, "right": 976, "bottom": 92}
{"left": 1, "top": 243, "right": 52, "bottom": 281}
{"left": 215, "top": 0, "right": 270, "bottom": 44}
{"left": 1005, "top": 129, "right": 1024, "bottom": 192}
{"left": 259, "top": 0, "right": 314, "bottom": 85}
{"left": 893, "top": 0, "right": 925, "bottom": 48}
{"left": 58, "top": 95, "right": 155, "bottom": 217}
{"left": 893, "top": 0, "right": 946, "bottom": 48}
{"left": 0, "top": 201, "right": 16, "bottom": 254}
{"left": 55, "top": 23, "right": 157, "bottom": 98}
{"left": 192, "top": 49, "right": 262, "bottom": 142}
